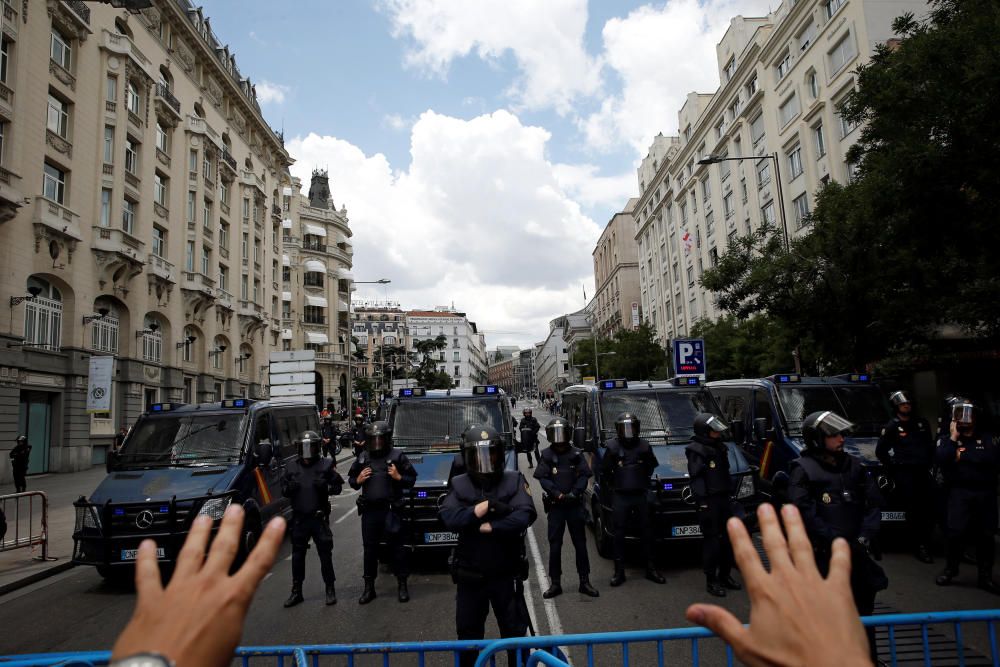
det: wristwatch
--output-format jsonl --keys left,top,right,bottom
{"left": 110, "top": 653, "right": 175, "bottom": 667}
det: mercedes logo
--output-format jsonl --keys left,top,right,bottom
{"left": 135, "top": 510, "right": 155, "bottom": 530}
{"left": 680, "top": 486, "right": 695, "bottom": 505}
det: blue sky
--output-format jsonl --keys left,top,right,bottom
{"left": 200, "top": 0, "right": 773, "bottom": 348}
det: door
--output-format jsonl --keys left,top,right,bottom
{"left": 17, "top": 392, "right": 52, "bottom": 475}
{"left": 752, "top": 389, "right": 778, "bottom": 478}
{"left": 144, "top": 388, "right": 158, "bottom": 411}
{"left": 250, "top": 411, "right": 285, "bottom": 516}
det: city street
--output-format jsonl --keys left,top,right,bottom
{"left": 1, "top": 402, "right": 997, "bottom": 663}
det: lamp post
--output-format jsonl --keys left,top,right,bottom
{"left": 345, "top": 278, "right": 390, "bottom": 412}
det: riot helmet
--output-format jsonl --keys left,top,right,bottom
{"left": 354, "top": 413, "right": 365, "bottom": 425}
{"left": 15, "top": 435, "right": 27, "bottom": 445}
{"left": 461, "top": 424, "right": 505, "bottom": 486}
{"left": 365, "top": 421, "right": 393, "bottom": 458}
{"left": 888, "top": 391, "right": 911, "bottom": 408}
{"left": 523, "top": 408, "right": 532, "bottom": 417}
{"left": 693, "top": 413, "right": 729, "bottom": 439}
{"left": 951, "top": 400, "right": 975, "bottom": 427}
{"left": 297, "top": 431, "right": 322, "bottom": 464}
{"left": 545, "top": 417, "right": 571, "bottom": 453}
{"left": 801, "top": 411, "right": 854, "bottom": 450}
{"left": 615, "top": 412, "right": 641, "bottom": 444}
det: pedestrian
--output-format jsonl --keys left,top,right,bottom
{"left": 511, "top": 396, "right": 517, "bottom": 410}
{"left": 934, "top": 399, "right": 1000, "bottom": 593}
{"left": 113, "top": 425, "right": 128, "bottom": 455}
{"left": 440, "top": 424, "right": 537, "bottom": 667}
{"left": 9, "top": 435, "right": 30, "bottom": 493}
{"left": 687, "top": 413, "right": 741, "bottom": 597}
{"left": 601, "top": 412, "right": 665, "bottom": 587}
{"left": 534, "top": 417, "right": 598, "bottom": 598}
{"left": 350, "top": 414, "right": 366, "bottom": 457}
{"left": 348, "top": 421, "right": 417, "bottom": 604}
{"left": 281, "top": 431, "right": 344, "bottom": 608}
{"left": 788, "top": 410, "right": 887, "bottom": 661}
{"left": 320, "top": 417, "right": 339, "bottom": 459}
{"left": 876, "top": 390, "right": 936, "bottom": 563}
{"left": 518, "top": 407, "right": 540, "bottom": 468}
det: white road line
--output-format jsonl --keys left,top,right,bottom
{"left": 334, "top": 507, "right": 356, "bottom": 524}
{"left": 527, "top": 524, "right": 572, "bottom": 664}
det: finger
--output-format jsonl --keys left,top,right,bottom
{"left": 174, "top": 514, "right": 213, "bottom": 579}
{"left": 781, "top": 504, "right": 819, "bottom": 576}
{"left": 234, "top": 516, "right": 286, "bottom": 597}
{"left": 758, "top": 503, "right": 793, "bottom": 573}
{"left": 134, "top": 539, "right": 164, "bottom": 601}
{"left": 685, "top": 604, "right": 750, "bottom": 651}
{"left": 203, "top": 504, "right": 244, "bottom": 574}
{"left": 826, "top": 537, "right": 853, "bottom": 590}
{"left": 728, "top": 516, "right": 766, "bottom": 587}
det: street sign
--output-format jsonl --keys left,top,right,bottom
{"left": 271, "top": 383, "right": 316, "bottom": 397}
{"left": 269, "top": 360, "right": 316, "bottom": 374}
{"left": 269, "top": 350, "right": 316, "bottom": 363}
{"left": 672, "top": 338, "right": 706, "bottom": 380}
{"left": 270, "top": 372, "right": 315, "bottom": 385}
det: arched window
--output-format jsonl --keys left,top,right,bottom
{"left": 23, "top": 277, "right": 62, "bottom": 350}
{"left": 182, "top": 325, "right": 197, "bottom": 363}
{"left": 193, "top": 101, "right": 205, "bottom": 119}
{"left": 126, "top": 80, "right": 140, "bottom": 114}
{"left": 212, "top": 335, "right": 228, "bottom": 371}
{"left": 142, "top": 315, "right": 162, "bottom": 362}
{"left": 89, "top": 298, "right": 120, "bottom": 354}
{"left": 114, "top": 18, "right": 132, "bottom": 38}
{"left": 158, "top": 65, "right": 172, "bottom": 92}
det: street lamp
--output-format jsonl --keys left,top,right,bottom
{"left": 697, "top": 153, "right": 790, "bottom": 250}
{"left": 345, "top": 278, "right": 390, "bottom": 411}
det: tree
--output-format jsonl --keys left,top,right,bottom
{"left": 413, "top": 335, "right": 448, "bottom": 388}
{"left": 690, "top": 315, "right": 801, "bottom": 379}
{"left": 602, "top": 323, "right": 669, "bottom": 381}
{"left": 568, "top": 336, "right": 615, "bottom": 380}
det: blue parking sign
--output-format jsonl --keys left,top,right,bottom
{"left": 673, "top": 338, "right": 706, "bottom": 378}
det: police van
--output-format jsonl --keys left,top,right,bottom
{"left": 560, "top": 378, "right": 759, "bottom": 557}
{"left": 386, "top": 385, "right": 517, "bottom": 550}
{"left": 73, "top": 398, "right": 319, "bottom": 579}
{"left": 706, "top": 374, "right": 904, "bottom": 522}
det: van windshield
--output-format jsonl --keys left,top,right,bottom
{"left": 390, "top": 399, "right": 509, "bottom": 452}
{"left": 776, "top": 385, "right": 892, "bottom": 436}
{"left": 117, "top": 413, "right": 246, "bottom": 467}
{"left": 599, "top": 390, "right": 718, "bottom": 443}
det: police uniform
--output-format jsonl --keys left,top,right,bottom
{"left": 350, "top": 423, "right": 366, "bottom": 457}
{"left": 601, "top": 437, "right": 662, "bottom": 583}
{"left": 518, "top": 415, "right": 541, "bottom": 467}
{"left": 281, "top": 455, "right": 344, "bottom": 603}
{"left": 935, "top": 430, "right": 999, "bottom": 587}
{"left": 9, "top": 437, "right": 30, "bottom": 493}
{"left": 320, "top": 420, "right": 339, "bottom": 458}
{"left": 440, "top": 470, "right": 537, "bottom": 667}
{"left": 876, "top": 414, "right": 935, "bottom": 557}
{"left": 686, "top": 435, "right": 735, "bottom": 591}
{"left": 534, "top": 445, "right": 593, "bottom": 588}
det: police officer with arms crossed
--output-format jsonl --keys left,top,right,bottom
{"left": 518, "top": 407, "right": 541, "bottom": 468}
{"left": 348, "top": 421, "right": 417, "bottom": 604}
{"left": 789, "top": 410, "right": 887, "bottom": 661}
{"left": 601, "top": 412, "right": 665, "bottom": 587}
{"left": 281, "top": 431, "right": 344, "bottom": 607}
{"left": 876, "top": 390, "right": 936, "bottom": 563}
{"left": 534, "top": 417, "right": 599, "bottom": 598}
{"left": 440, "top": 424, "right": 537, "bottom": 667}
{"left": 349, "top": 414, "right": 367, "bottom": 457}
{"left": 687, "top": 413, "right": 742, "bottom": 597}
{"left": 934, "top": 399, "right": 1000, "bottom": 593}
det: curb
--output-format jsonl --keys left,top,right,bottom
{"left": 0, "top": 560, "right": 77, "bottom": 597}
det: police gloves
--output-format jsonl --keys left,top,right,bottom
{"left": 561, "top": 491, "right": 578, "bottom": 503}
{"left": 487, "top": 499, "right": 513, "bottom": 517}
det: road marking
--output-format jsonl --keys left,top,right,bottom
{"left": 527, "top": 523, "right": 571, "bottom": 663}
{"left": 334, "top": 507, "right": 356, "bottom": 524}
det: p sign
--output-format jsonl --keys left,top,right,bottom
{"left": 673, "top": 338, "right": 706, "bottom": 379}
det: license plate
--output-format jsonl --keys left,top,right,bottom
{"left": 424, "top": 531, "right": 458, "bottom": 544}
{"left": 671, "top": 525, "right": 702, "bottom": 537}
{"left": 881, "top": 511, "right": 906, "bottom": 522}
{"left": 120, "top": 547, "right": 165, "bottom": 561}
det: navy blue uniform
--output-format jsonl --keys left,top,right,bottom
{"left": 348, "top": 449, "right": 417, "bottom": 579}
{"left": 282, "top": 458, "right": 344, "bottom": 586}
{"left": 518, "top": 416, "right": 541, "bottom": 466}
{"left": 534, "top": 446, "right": 592, "bottom": 578}
{"left": 601, "top": 438, "right": 658, "bottom": 563}
{"left": 686, "top": 436, "right": 734, "bottom": 582}
{"left": 877, "top": 415, "right": 935, "bottom": 550}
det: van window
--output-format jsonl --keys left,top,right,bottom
{"left": 273, "top": 411, "right": 299, "bottom": 459}
{"left": 754, "top": 390, "right": 773, "bottom": 429}
{"left": 713, "top": 388, "right": 751, "bottom": 425}
{"left": 253, "top": 414, "right": 271, "bottom": 447}
{"left": 118, "top": 412, "right": 246, "bottom": 466}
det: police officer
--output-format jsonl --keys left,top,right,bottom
{"left": 687, "top": 413, "right": 741, "bottom": 597}
{"left": 281, "top": 431, "right": 344, "bottom": 608}
{"left": 518, "top": 408, "right": 541, "bottom": 468}
{"left": 9, "top": 435, "right": 30, "bottom": 493}
{"left": 535, "top": 417, "right": 598, "bottom": 598}
{"left": 789, "top": 411, "right": 886, "bottom": 660}
{"left": 348, "top": 421, "right": 417, "bottom": 604}
{"left": 350, "top": 414, "right": 366, "bottom": 457}
{"left": 601, "top": 412, "right": 665, "bottom": 587}
{"left": 440, "top": 424, "right": 537, "bottom": 667}
{"left": 876, "top": 390, "right": 936, "bottom": 563}
{"left": 320, "top": 417, "right": 339, "bottom": 459}
{"left": 934, "top": 399, "right": 1000, "bottom": 593}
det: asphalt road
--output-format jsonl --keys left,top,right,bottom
{"left": 1, "top": 403, "right": 998, "bottom": 664}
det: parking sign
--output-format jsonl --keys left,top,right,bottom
{"left": 672, "top": 338, "right": 706, "bottom": 379}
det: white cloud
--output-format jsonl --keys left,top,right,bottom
{"left": 287, "top": 110, "right": 601, "bottom": 348}
{"left": 255, "top": 80, "right": 290, "bottom": 105}
{"left": 582, "top": 0, "right": 773, "bottom": 153}
{"left": 552, "top": 163, "right": 636, "bottom": 213}
{"left": 378, "top": 0, "right": 601, "bottom": 113}
{"left": 382, "top": 113, "right": 411, "bottom": 131}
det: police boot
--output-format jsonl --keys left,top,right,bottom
{"left": 358, "top": 577, "right": 377, "bottom": 605}
{"left": 706, "top": 578, "right": 727, "bottom": 598}
{"left": 578, "top": 576, "right": 599, "bottom": 597}
{"left": 610, "top": 562, "right": 626, "bottom": 587}
{"left": 397, "top": 577, "right": 410, "bottom": 603}
{"left": 935, "top": 569, "right": 958, "bottom": 586}
{"left": 542, "top": 577, "right": 562, "bottom": 599}
{"left": 325, "top": 583, "right": 337, "bottom": 605}
{"left": 283, "top": 582, "right": 304, "bottom": 608}
{"left": 720, "top": 574, "right": 742, "bottom": 590}
{"left": 645, "top": 564, "right": 665, "bottom": 585}
{"left": 915, "top": 544, "right": 934, "bottom": 564}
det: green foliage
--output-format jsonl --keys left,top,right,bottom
{"left": 690, "top": 315, "right": 800, "bottom": 379}
{"left": 425, "top": 370, "right": 454, "bottom": 390}
{"left": 602, "top": 323, "right": 670, "bottom": 381}
{"left": 352, "top": 376, "right": 375, "bottom": 398}
{"left": 413, "top": 335, "right": 449, "bottom": 388}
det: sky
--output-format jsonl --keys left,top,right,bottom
{"left": 200, "top": 0, "right": 774, "bottom": 349}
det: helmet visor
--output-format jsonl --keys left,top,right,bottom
{"left": 703, "top": 415, "right": 729, "bottom": 434}
{"left": 367, "top": 434, "right": 390, "bottom": 455}
{"left": 952, "top": 402, "right": 975, "bottom": 424}
{"left": 616, "top": 420, "right": 639, "bottom": 440}
{"left": 300, "top": 439, "right": 319, "bottom": 460}
{"left": 546, "top": 422, "right": 570, "bottom": 445}
{"left": 889, "top": 391, "right": 910, "bottom": 407}
{"left": 464, "top": 441, "right": 501, "bottom": 476}
{"left": 815, "top": 412, "right": 855, "bottom": 437}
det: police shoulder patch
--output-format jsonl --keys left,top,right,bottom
{"left": 821, "top": 492, "right": 832, "bottom": 504}
{"left": 481, "top": 430, "right": 489, "bottom": 439}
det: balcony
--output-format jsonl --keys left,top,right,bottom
{"left": 100, "top": 29, "right": 151, "bottom": 79}
{"left": 239, "top": 300, "right": 264, "bottom": 318}
{"left": 282, "top": 235, "right": 301, "bottom": 248}
{"left": 0, "top": 80, "right": 13, "bottom": 121}
{"left": 240, "top": 170, "right": 266, "bottom": 194}
{"left": 2, "top": 1, "right": 17, "bottom": 39}
{"left": 272, "top": 204, "right": 282, "bottom": 218}
{"left": 32, "top": 197, "right": 82, "bottom": 250}
{"left": 186, "top": 115, "right": 222, "bottom": 149}
{"left": 302, "top": 240, "right": 327, "bottom": 254}
{"left": 181, "top": 271, "right": 215, "bottom": 297}
{"left": 155, "top": 83, "right": 181, "bottom": 120}
{"left": 92, "top": 225, "right": 145, "bottom": 261}
{"left": 0, "top": 166, "right": 23, "bottom": 223}
{"left": 219, "top": 149, "right": 237, "bottom": 176}
{"left": 147, "top": 253, "right": 175, "bottom": 283}
{"left": 63, "top": 0, "right": 90, "bottom": 24}
{"left": 216, "top": 288, "right": 234, "bottom": 311}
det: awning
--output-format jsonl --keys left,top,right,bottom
{"left": 281, "top": 328, "right": 293, "bottom": 340}
{"left": 282, "top": 187, "right": 293, "bottom": 196}
{"left": 282, "top": 254, "right": 290, "bottom": 267}
{"left": 304, "top": 223, "right": 326, "bottom": 238}
{"left": 334, "top": 233, "right": 347, "bottom": 245}
{"left": 305, "top": 295, "right": 328, "bottom": 308}
{"left": 304, "top": 259, "right": 326, "bottom": 273}
{"left": 282, "top": 291, "right": 292, "bottom": 302}
{"left": 338, "top": 298, "right": 350, "bottom": 312}
{"left": 338, "top": 268, "right": 354, "bottom": 281}
{"left": 305, "top": 332, "right": 329, "bottom": 345}
{"left": 281, "top": 218, "right": 293, "bottom": 229}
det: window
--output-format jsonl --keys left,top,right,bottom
{"left": 124, "top": 138, "right": 138, "bottom": 174}
{"left": 103, "top": 126, "right": 114, "bottom": 163}
{"left": 47, "top": 94, "right": 69, "bottom": 138}
{"left": 201, "top": 246, "right": 211, "bottom": 275}
{"left": 756, "top": 160, "right": 771, "bottom": 188}
{"left": 728, "top": 98, "right": 740, "bottom": 121}
{"left": 798, "top": 23, "right": 816, "bottom": 52}
{"left": 808, "top": 70, "right": 819, "bottom": 98}
{"left": 142, "top": 325, "right": 162, "bottom": 363}
{"left": 122, "top": 198, "right": 136, "bottom": 234}
{"left": 838, "top": 104, "right": 859, "bottom": 138}
{"left": 188, "top": 149, "right": 198, "bottom": 173}
{"left": 828, "top": 33, "right": 857, "bottom": 75}
{"left": 242, "top": 232, "right": 249, "bottom": 259}
{"left": 100, "top": 189, "right": 112, "bottom": 227}
{"left": 740, "top": 178, "right": 748, "bottom": 203}
{"left": 219, "top": 222, "right": 229, "bottom": 249}
{"left": 152, "top": 226, "right": 165, "bottom": 258}
{"left": 242, "top": 198, "right": 250, "bottom": 220}
{"left": 814, "top": 123, "right": 827, "bottom": 157}
{"left": 761, "top": 202, "right": 776, "bottom": 225}
{"left": 793, "top": 193, "right": 810, "bottom": 228}
{"left": 185, "top": 240, "right": 194, "bottom": 272}
{"left": 750, "top": 113, "right": 765, "bottom": 144}
{"left": 203, "top": 152, "right": 212, "bottom": 181}
{"left": 701, "top": 178, "right": 711, "bottom": 203}
{"left": 202, "top": 200, "right": 212, "bottom": 228}
{"left": 220, "top": 180, "right": 229, "bottom": 205}
{"left": 253, "top": 279, "right": 260, "bottom": 303}
{"left": 0, "top": 37, "right": 10, "bottom": 84}
{"left": 106, "top": 76, "right": 117, "bottom": 103}
{"left": 686, "top": 266, "right": 694, "bottom": 287}
{"left": 788, "top": 146, "right": 803, "bottom": 179}
{"left": 847, "top": 160, "right": 860, "bottom": 183}
{"left": 779, "top": 93, "right": 800, "bottom": 127}
{"left": 723, "top": 57, "right": 737, "bottom": 82}
{"left": 825, "top": 0, "right": 846, "bottom": 19}
{"left": 23, "top": 288, "right": 62, "bottom": 351}
{"left": 183, "top": 377, "right": 193, "bottom": 401}
{"left": 50, "top": 29, "right": 71, "bottom": 70}
{"left": 42, "top": 163, "right": 66, "bottom": 204}
{"left": 683, "top": 124, "right": 692, "bottom": 142}
{"left": 154, "top": 173, "right": 168, "bottom": 206}
{"left": 90, "top": 314, "right": 119, "bottom": 354}
{"left": 155, "top": 123, "right": 169, "bottom": 153}
{"left": 709, "top": 247, "right": 719, "bottom": 267}
{"left": 126, "top": 81, "right": 140, "bottom": 114}
{"left": 745, "top": 75, "right": 758, "bottom": 98}
{"left": 241, "top": 274, "right": 248, "bottom": 300}
{"left": 775, "top": 52, "right": 791, "bottom": 80}
{"left": 723, "top": 192, "right": 734, "bottom": 218}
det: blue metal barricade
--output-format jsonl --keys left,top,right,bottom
{"left": 1, "top": 609, "right": 998, "bottom": 667}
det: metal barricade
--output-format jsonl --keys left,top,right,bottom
{"left": 0, "top": 491, "right": 51, "bottom": 560}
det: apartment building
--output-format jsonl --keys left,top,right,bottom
{"left": 487, "top": 357, "right": 515, "bottom": 395}
{"left": 533, "top": 316, "right": 571, "bottom": 396}
{"left": 593, "top": 198, "right": 641, "bottom": 338}
{"left": 634, "top": 0, "right": 928, "bottom": 348}
{"left": 350, "top": 302, "right": 410, "bottom": 393}
{"left": 407, "top": 307, "right": 487, "bottom": 388}
{"left": 513, "top": 348, "right": 535, "bottom": 398}
{"left": 0, "top": 1, "right": 294, "bottom": 480}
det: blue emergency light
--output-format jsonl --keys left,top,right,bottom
{"left": 600, "top": 379, "right": 628, "bottom": 390}
{"left": 663, "top": 482, "right": 674, "bottom": 491}
{"left": 160, "top": 506, "right": 170, "bottom": 513}
{"left": 398, "top": 387, "right": 427, "bottom": 397}
{"left": 222, "top": 399, "right": 248, "bottom": 408}
{"left": 114, "top": 508, "right": 125, "bottom": 516}
{"left": 774, "top": 374, "right": 801, "bottom": 383}
{"left": 150, "top": 403, "right": 170, "bottom": 412}
{"left": 849, "top": 373, "right": 870, "bottom": 383}
{"left": 473, "top": 385, "right": 499, "bottom": 395}
{"left": 416, "top": 491, "right": 428, "bottom": 499}
{"left": 673, "top": 377, "right": 700, "bottom": 386}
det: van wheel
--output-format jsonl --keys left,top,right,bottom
{"left": 234, "top": 514, "right": 262, "bottom": 570}
{"left": 592, "top": 501, "right": 614, "bottom": 559}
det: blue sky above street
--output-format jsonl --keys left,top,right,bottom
{"left": 200, "top": 0, "right": 772, "bottom": 348}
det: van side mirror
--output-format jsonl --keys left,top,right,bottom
{"left": 753, "top": 418, "right": 769, "bottom": 442}
{"left": 771, "top": 470, "right": 791, "bottom": 503}
{"left": 257, "top": 440, "right": 274, "bottom": 467}
{"left": 730, "top": 421, "right": 746, "bottom": 444}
